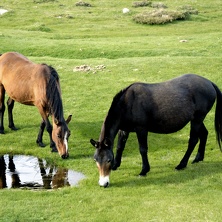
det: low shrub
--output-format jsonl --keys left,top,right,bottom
{"left": 151, "top": 2, "right": 167, "bottom": 9}
{"left": 133, "top": 9, "right": 190, "bottom": 25}
{"left": 177, "top": 5, "right": 198, "bottom": 15}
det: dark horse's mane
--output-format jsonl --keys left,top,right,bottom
{"left": 104, "top": 84, "right": 133, "bottom": 129}
{"left": 109, "top": 84, "right": 133, "bottom": 112}
{"left": 44, "top": 64, "right": 64, "bottom": 121}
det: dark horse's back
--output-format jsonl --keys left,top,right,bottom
{"left": 117, "top": 74, "right": 217, "bottom": 134}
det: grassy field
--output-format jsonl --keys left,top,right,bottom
{"left": 1, "top": 0, "right": 222, "bottom": 221}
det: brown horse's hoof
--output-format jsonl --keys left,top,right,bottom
{"left": 51, "top": 147, "right": 58, "bottom": 153}
{"left": 37, "top": 141, "right": 46, "bottom": 147}
{"left": 10, "top": 126, "right": 18, "bottom": 131}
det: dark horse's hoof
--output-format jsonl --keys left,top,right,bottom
{"left": 192, "top": 153, "right": 204, "bottom": 164}
{"left": 139, "top": 169, "right": 150, "bottom": 176}
{"left": 175, "top": 164, "right": 186, "bottom": 170}
{"left": 112, "top": 163, "right": 120, "bottom": 171}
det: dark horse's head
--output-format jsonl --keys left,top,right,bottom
{"left": 90, "top": 138, "right": 114, "bottom": 188}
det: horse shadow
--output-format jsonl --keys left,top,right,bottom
{"left": 110, "top": 160, "right": 222, "bottom": 188}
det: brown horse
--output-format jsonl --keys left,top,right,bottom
{"left": 0, "top": 52, "right": 72, "bottom": 158}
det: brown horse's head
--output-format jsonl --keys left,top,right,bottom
{"left": 52, "top": 115, "right": 72, "bottom": 159}
{"left": 90, "top": 138, "right": 114, "bottom": 188}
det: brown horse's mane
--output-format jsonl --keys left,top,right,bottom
{"left": 45, "top": 64, "right": 64, "bottom": 121}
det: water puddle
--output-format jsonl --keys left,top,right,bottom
{"left": 0, "top": 154, "right": 85, "bottom": 190}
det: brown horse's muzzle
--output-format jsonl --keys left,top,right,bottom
{"left": 61, "top": 153, "right": 69, "bottom": 159}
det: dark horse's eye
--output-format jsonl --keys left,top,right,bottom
{"left": 107, "top": 159, "right": 111, "bottom": 163}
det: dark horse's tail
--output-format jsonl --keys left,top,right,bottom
{"left": 212, "top": 83, "right": 222, "bottom": 151}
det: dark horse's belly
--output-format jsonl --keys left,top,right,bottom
{"left": 120, "top": 120, "right": 190, "bottom": 134}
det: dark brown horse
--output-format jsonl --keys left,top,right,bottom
{"left": 91, "top": 74, "right": 222, "bottom": 187}
{"left": 0, "top": 52, "right": 72, "bottom": 158}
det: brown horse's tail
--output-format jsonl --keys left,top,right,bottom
{"left": 212, "top": 83, "right": 222, "bottom": 151}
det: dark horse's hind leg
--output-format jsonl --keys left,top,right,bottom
{"left": 112, "top": 130, "right": 129, "bottom": 170}
{"left": 0, "top": 86, "right": 5, "bottom": 134}
{"left": 136, "top": 129, "right": 150, "bottom": 176}
{"left": 36, "top": 119, "right": 57, "bottom": 152}
{"left": 175, "top": 120, "right": 205, "bottom": 170}
{"left": 7, "top": 98, "right": 18, "bottom": 131}
{"left": 192, "top": 123, "right": 208, "bottom": 163}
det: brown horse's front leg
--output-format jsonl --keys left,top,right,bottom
{"left": 7, "top": 97, "right": 18, "bottom": 131}
{"left": 36, "top": 119, "right": 46, "bottom": 147}
{"left": 36, "top": 118, "right": 57, "bottom": 152}
{"left": 0, "top": 86, "right": 5, "bottom": 134}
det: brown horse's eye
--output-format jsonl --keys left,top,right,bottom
{"left": 57, "top": 134, "right": 61, "bottom": 139}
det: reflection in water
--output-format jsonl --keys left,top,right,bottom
{"left": 0, "top": 155, "right": 85, "bottom": 190}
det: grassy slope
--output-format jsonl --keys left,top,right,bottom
{"left": 1, "top": 0, "right": 222, "bottom": 221}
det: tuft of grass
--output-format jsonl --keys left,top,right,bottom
{"left": 132, "top": 1, "right": 152, "bottom": 7}
{"left": 75, "top": 1, "right": 92, "bottom": 7}
{"left": 133, "top": 9, "right": 190, "bottom": 25}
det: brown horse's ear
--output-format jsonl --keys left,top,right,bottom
{"left": 54, "top": 118, "right": 59, "bottom": 125}
{"left": 66, "top": 115, "right": 72, "bottom": 124}
{"left": 90, "top": 139, "right": 99, "bottom": 148}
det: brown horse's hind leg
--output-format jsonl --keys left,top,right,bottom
{"left": 7, "top": 98, "right": 18, "bottom": 131}
{"left": 0, "top": 85, "right": 5, "bottom": 134}
{"left": 112, "top": 130, "right": 129, "bottom": 170}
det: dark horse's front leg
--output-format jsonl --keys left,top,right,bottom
{"left": 136, "top": 129, "right": 150, "bottom": 176}
{"left": 36, "top": 119, "right": 57, "bottom": 152}
{"left": 7, "top": 98, "right": 18, "bottom": 131}
{"left": 112, "top": 130, "right": 129, "bottom": 170}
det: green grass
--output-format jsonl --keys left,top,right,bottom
{"left": 1, "top": 0, "right": 222, "bottom": 221}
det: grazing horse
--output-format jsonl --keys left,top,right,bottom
{"left": 90, "top": 74, "right": 222, "bottom": 187}
{"left": 0, "top": 52, "right": 72, "bottom": 158}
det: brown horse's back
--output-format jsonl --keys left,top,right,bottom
{"left": 0, "top": 52, "right": 49, "bottom": 106}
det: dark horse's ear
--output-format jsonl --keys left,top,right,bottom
{"left": 90, "top": 139, "right": 99, "bottom": 148}
{"left": 66, "top": 115, "right": 72, "bottom": 124}
{"left": 104, "top": 137, "right": 112, "bottom": 147}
